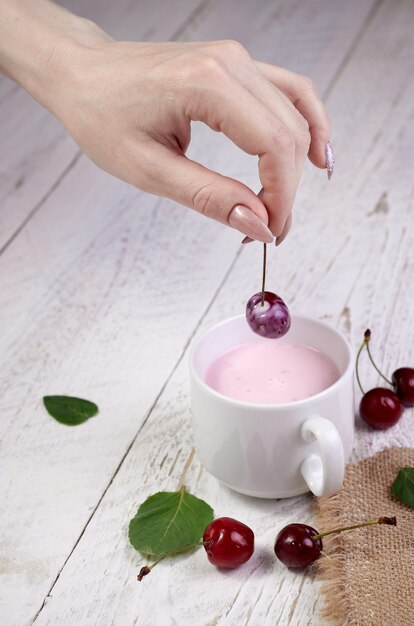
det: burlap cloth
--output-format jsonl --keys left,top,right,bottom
{"left": 315, "top": 447, "right": 414, "bottom": 626}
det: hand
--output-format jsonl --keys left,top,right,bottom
{"left": 1, "top": 2, "right": 331, "bottom": 243}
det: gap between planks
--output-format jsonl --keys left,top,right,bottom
{"left": 31, "top": 244, "right": 244, "bottom": 623}
{"left": 322, "top": 0, "right": 385, "bottom": 101}
{"left": 0, "top": 0, "right": 381, "bottom": 258}
{"left": 28, "top": 2, "right": 385, "bottom": 620}
{"left": 0, "top": 0, "right": 208, "bottom": 259}
{"left": 0, "top": 151, "right": 81, "bottom": 257}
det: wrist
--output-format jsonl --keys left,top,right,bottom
{"left": 0, "top": 0, "right": 111, "bottom": 109}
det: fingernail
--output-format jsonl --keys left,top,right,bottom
{"left": 242, "top": 236, "right": 254, "bottom": 244}
{"left": 275, "top": 213, "right": 292, "bottom": 246}
{"left": 326, "top": 142, "right": 334, "bottom": 180}
{"left": 229, "top": 205, "right": 273, "bottom": 243}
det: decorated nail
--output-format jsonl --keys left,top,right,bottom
{"left": 326, "top": 142, "right": 334, "bottom": 180}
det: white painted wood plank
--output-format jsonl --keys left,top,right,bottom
{"left": 32, "top": 356, "right": 327, "bottom": 626}
{"left": 33, "top": 181, "right": 414, "bottom": 626}
{"left": 33, "top": 1, "right": 414, "bottom": 624}
{"left": 0, "top": 1, "right": 381, "bottom": 625}
{"left": 0, "top": 0, "right": 204, "bottom": 252}
{"left": 1, "top": 0, "right": 404, "bottom": 623}
{"left": 0, "top": 169, "right": 241, "bottom": 625}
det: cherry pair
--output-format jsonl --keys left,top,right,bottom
{"left": 356, "top": 329, "right": 414, "bottom": 429}
{"left": 138, "top": 514, "right": 397, "bottom": 580}
{"left": 203, "top": 515, "right": 397, "bottom": 570}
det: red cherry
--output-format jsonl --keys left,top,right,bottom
{"left": 392, "top": 367, "right": 414, "bottom": 407}
{"left": 274, "top": 523, "right": 322, "bottom": 568}
{"left": 274, "top": 517, "right": 396, "bottom": 570}
{"left": 359, "top": 387, "right": 403, "bottom": 429}
{"left": 203, "top": 517, "right": 254, "bottom": 569}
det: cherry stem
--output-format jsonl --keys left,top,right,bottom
{"left": 355, "top": 328, "right": 393, "bottom": 394}
{"left": 261, "top": 243, "right": 267, "bottom": 307}
{"left": 366, "top": 342, "right": 393, "bottom": 386}
{"left": 137, "top": 541, "right": 209, "bottom": 582}
{"left": 355, "top": 337, "right": 367, "bottom": 395}
{"left": 312, "top": 516, "right": 397, "bottom": 541}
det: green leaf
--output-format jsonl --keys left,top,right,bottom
{"left": 129, "top": 487, "right": 214, "bottom": 558}
{"left": 43, "top": 395, "right": 98, "bottom": 426}
{"left": 391, "top": 467, "right": 414, "bottom": 508}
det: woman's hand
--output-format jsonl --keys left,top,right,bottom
{"left": 1, "top": 1, "right": 332, "bottom": 243}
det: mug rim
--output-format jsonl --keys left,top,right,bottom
{"left": 189, "top": 314, "right": 354, "bottom": 410}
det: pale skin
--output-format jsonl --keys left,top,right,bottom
{"left": 0, "top": 0, "right": 332, "bottom": 244}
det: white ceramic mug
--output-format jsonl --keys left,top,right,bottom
{"left": 189, "top": 315, "right": 354, "bottom": 498}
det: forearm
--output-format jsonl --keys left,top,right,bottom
{"left": 0, "top": 0, "right": 110, "bottom": 106}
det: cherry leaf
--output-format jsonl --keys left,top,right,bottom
{"left": 43, "top": 395, "right": 98, "bottom": 426}
{"left": 391, "top": 467, "right": 414, "bottom": 508}
{"left": 129, "top": 487, "right": 214, "bottom": 558}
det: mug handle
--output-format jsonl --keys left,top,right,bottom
{"left": 300, "top": 416, "right": 345, "bottom": 497}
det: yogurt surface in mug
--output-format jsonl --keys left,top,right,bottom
{"left": 205, "top": 341, "right": 339, "bottom": 404}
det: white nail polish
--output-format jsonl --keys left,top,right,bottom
{"left": 326, "top": 142, "right": 334, "bottom": 180}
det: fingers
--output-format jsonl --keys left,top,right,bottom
{"left": 243, "top": 186, "right": 292, "bottom": 247}
{"left": 257, "top": 146, "right": 295, "bottom": 237}
{"left": 276, "top": 212, "right": 292, "bottom": 246}
{"left": 122, "top": 45, "right": 330, "bottom": 243}
{"left": 255, "top": 61, "right": 331, "bottom": 170}
{"left": 128, "top": 140, "right": 274, "bottom": 242}
{"left": 256, "top": 186, "right": 293, "bottom": 246}
{"left": 237, "top": 68, "right": 311, "bottom": 192}
{"left": 186, "top": 72, "right": 299, "bottom": 236}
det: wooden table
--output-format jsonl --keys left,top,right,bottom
{"left": 1, "top": 0, "right": 413, "bottom": 624}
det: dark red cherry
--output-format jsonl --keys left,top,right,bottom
{"left": 274, "top": 523, "right": 322, "bottom": 568}
{"left": 246, "top": 291, "right": 291, "bottom": 339}
{"left": 359, "top": 387, "right": 403, "bottom": 429}
{"left": 392, "top": 367, "right": 414, "bottom": 407}
{"left": 203, "top": 517, "right": 254, "bottom": 569}
{"left": 274, "top": 517, "right": 396, "bottom": 570}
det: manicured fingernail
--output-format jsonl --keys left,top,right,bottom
{"left": 229, "top": 205, "right": 273, "bottom": 243}
{"left": 275, "top": 213, "right": 292, "bottom": 246}
{"left": 241, "top": 190, "right": 265, "bottom": 243}
{"left": 326, "top": 142, "right": 334, "bottom": 180}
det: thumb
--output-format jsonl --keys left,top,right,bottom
{"left": 140, "top": 145, "right": 274, "bottom": 243}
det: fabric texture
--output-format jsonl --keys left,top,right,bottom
{"left": 315, "top": 447, "right": 414, "bottom": 626}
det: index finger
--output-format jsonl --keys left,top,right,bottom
{"left": 186, "top": 73, "right": 298, "bottom": 236}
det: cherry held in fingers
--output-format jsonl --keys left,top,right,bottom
{"left": 392, "top": 367, "right": 414, "bottom": 407}
{"left": 246, "top": 291, "right": 291, "bottom": 338}
{"left": 203, "top": 517, "right": 254, "bottom": 569}
{"left": 245, "top": 244, "right": 291, "bottom": 339}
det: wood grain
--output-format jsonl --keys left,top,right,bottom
{"left": 3, "top": 0, "right": 413, "bottom": 624}
{"left": 0, "top": 0, "right": 205, "bottom": 253}
{"left": 31, "top": 1, "right": 414, "bottom": 624}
